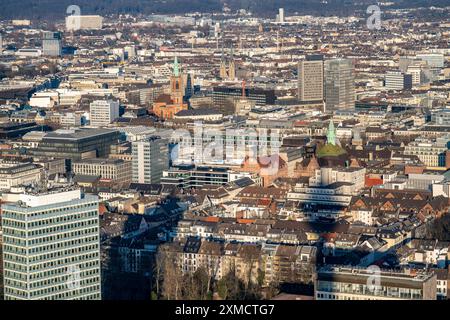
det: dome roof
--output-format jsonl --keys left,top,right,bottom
{"left": 317, "top": 143, "right": 347, "bottom": 158}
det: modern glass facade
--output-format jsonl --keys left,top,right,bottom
{"left": 325, "top": 58, "right": 355, "bottom": 112}
{"left": 315, "top": 267, "right": 436, "bottom": 300}
{"left": 32, "top": 128, "right": 120, "bottom": 163}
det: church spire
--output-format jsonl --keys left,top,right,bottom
{"left": 173, "top": 56, "right": 180, "bottom": 77}
{"left": 326, "top": 120, "right": 336, "bottom": 146}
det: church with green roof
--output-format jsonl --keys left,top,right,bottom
{"left": 317, "top": 120, "right": 347, "bottom": 159}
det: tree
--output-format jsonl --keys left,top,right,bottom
{"left": 153, "top": 248, "right": 166, "bottom": 297}
{"left": 158, "top": 246, "right": 183, "bottom": 300}
{"left": 182, "top": 267, "right": 211, "bottom": 300}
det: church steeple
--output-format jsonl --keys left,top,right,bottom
{"left": 170, "top": 56, "right": 183, "bottom": 105}
{"left": 173, "top": 56, "right": 180, "bottom": 77}
{"left": 228, "top": 45, "right": 236, "bottom": 80}
{"left": 326, "top": 120, "right": 336, "bottom": 146}
{"left": 219, "top": 44, "right": 228, "bottom": 79}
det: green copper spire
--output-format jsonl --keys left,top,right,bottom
{"left": 327, "top": 120, "right": 336, "bottom": 146}
{"left": 173, "top": 56, "right": 180, "bottom": 77}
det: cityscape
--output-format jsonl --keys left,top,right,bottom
{"left": 0, "top": 0, "right": 449, "bottom": 305}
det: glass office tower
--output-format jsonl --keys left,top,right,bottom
{"left": 325, "top": 58, "right": 355, "bottom": 112}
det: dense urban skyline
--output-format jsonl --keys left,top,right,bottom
{"left": 0, "top": 1, "right": 449, "bottom": 308}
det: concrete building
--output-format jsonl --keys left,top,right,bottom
{"left": 32, "top": 128, "right": 120, "bottom": 163}
{"left": 89, "top": 100, "right": 120, "bottom": 127}
{"left": 42, "top": 31, "right": 62, "bottom": 57}
{"left": 72, "top": 158, "right": 132, "bottom": 184}
{"left": 432, "top": 108, "right": 450, "bottom": 126}
{"left": 132, "top": 136, "right": 169, "bottom": 184}
{"left": 212, "top": 86, "right": 276, "bottom": 114}
{"left": 385, "top": 71, "right": 413, "bottom": 91}
{"left": 278, "top": 8, "right": 285, "bottom": 23}
{"left": 309, "top": 167, "right": 366, "bottom": 192}
{"left": 325, "top": 59, "right": 355, "bottom": 112}
{"left": 161, "top": 165, "right": 232, "bottom": 188}
{"left": 315, "top": 266, "right": 437, "bottom": 300}
{"left": 298, "top": 55, "right": 324, "bottom": 103}
{"left": 407, "top": 65, "right": 425, "bottom": 86}
{"left": 0, "top": 161, "right": 42, "bottom": 191}
{"left": 1, "top": 188, "right": 101, "bottom": 300}
{"left": 60, "top": 112, "right": 84, "bottom": 127}
{"left": 404, "top": 137, "right": 449, "bottom": 168}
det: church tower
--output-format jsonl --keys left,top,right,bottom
{"left": 219, "top": 46, "right": 228, "bottom": 79}
{"left": 170, "top": 56, "right": 184, "bottom": 105}
{"left": 228, "top": 46, "right": 236, "bottom": 80}
{"left": 326, "top": 120, "right": 336, "bottom": 146}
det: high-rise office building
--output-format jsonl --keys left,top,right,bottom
{"left": 324, "top": 58, "right": 355, "bottom": 112}
{"left": 132, "top": 136, "right": 169, "bottom": 184}
{"left": 278, "top": 8, "right": 285, "bottom": 23}
{"left": 298, "top": 55, "right": 324, "bottom": 103}
{"left": 89, "top": 100, "right": 120, "bottom": 127}
{"left": 1, "top": 187, "right": 101, "bottom": 300}
{"left": 42, "top": 31, "right": 62, "bottom": 57}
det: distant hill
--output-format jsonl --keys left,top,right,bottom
{"left": 0, "top": 0, "right": 448, "bottom": 20}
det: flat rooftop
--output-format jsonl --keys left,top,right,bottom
{"left": 43, "top": 128, "right": 118, "bottom": 141}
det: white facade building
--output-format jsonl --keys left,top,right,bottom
{"left": 132, "top": 136, "right": 169, "bottom": 184}
{"left": 0, "top": 161, "right": 42, "bottom": 191}
{"left": 1, "top": 188, "right": 102, "bottom": 300}
{"left": 89, "top": 100, "right": 120, "bottom": 127}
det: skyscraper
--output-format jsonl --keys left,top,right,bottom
{"left": 89, "top": 100, "right": 120, "bottom": 127}
{"left": 324, "top": 58, "right": 355, "bottom": 112}
{"left": 132, "top": 136, "right": 169, "bottom": 184}
{"left": 298, "top": 55, "right": 324, "bottom": 103}
{"left": 278, "top": 8, "right": 285, "bottom": 23}
{"left": 1, "top": 187, "right": 101, "bottom": 300}
{"left": 42, "top": 31, "right": 62, "bottom": 57}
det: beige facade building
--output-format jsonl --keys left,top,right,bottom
{"left": 72, "top": 158, "right": 131, "bottom": 184}
{"left": 0, "top": 161, "right": 41, "bottom": 191}
{"left": 298, "top": 55, "right": 324, "bottom": 103}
